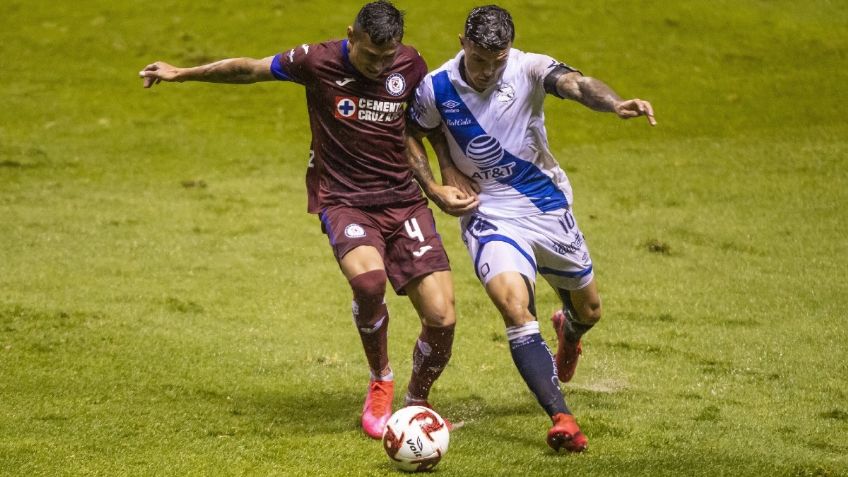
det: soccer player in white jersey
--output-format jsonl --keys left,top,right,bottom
{"left": 406, "top": 5, "right": 656, "bottom": 452}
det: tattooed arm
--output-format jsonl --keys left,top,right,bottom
{"left": 139, "top": 57, "right": 275, "bottom": 88}
{"left": 406, "top": 126, "right": 478, "bottom": 217}
{"left": 555, "top": 72, "right": 657, "bottom": 125}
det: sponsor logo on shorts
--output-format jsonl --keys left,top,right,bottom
{"left": 552, "top": 235, "right": 584, "bottom": 255}
{"left": 344, "top": 224, "right": 366, "bottom": 238}
{"left": 412, "top": 245, "right": 433, "bottom": 258}
{"left": 386, "top": 73, "right": 406, "bottom": 96}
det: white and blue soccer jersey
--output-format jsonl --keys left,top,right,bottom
{"left": 411, "top": 49, "right": 595, "bottom": 289}
{"left": 410, "top": 48, "right": 577, "bottom": 219}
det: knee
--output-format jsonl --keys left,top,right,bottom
{"left": 420, "top": 293, "right": 456, "bottom": 328}
{"left": 349, "top": 269, "right": 387, "bottom": 302}
{"left": 349, "top": 270, "right": 387, "bottom": 325}
{"left": 575, "top": 299, "right": 602, "bottom": 325}
{"left": 497, "top": 296, "right": 534, "bottom": 327}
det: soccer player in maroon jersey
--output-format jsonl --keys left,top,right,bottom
{"left": 139, "top": 1, "right": 476, "bottom": 439}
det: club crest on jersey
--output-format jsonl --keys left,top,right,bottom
{"left": 345, "top": 224, "right": 366, "bottom": 238}
{"left": 335, "top": 96, "right": 357, "bottom": 119}
{"left": 496, "top": 83, "right": 515, "bottom": 103}
{"left": 385, "top": 73, "right": 406, "bottom": 96}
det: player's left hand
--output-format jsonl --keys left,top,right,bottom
{"left": 614, "top": 99, "right": 656, "bottom": 126}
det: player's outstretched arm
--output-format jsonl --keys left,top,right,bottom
{"left": 405, "top": 128, "right": 478, "bottom": 217}
{"left": 139, "top": 56, "right": 275, "bottom": 88}
{"left": 555, "top": 72, "right": 656, "bottom": 126}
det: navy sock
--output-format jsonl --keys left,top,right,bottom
{"left": 507, "top": 321, "right": 570, "bottom": 417}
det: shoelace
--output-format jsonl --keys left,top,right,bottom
{"left": 369, "top": 381, "right": 392, "bottom": 415}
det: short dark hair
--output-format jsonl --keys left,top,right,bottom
{"left": 354, "top": 1, "right": 405, "bottom": 45}
{"left": 464, "top": 5, "right": 515, "bottom": 51}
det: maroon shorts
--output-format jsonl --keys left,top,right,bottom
{"left": 319, "top": 200, "right": 451, "bottom": 294}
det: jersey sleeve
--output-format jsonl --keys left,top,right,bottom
{"left": 270, "top": 43, "right": 315, "bottom": 84}
{"left": 523, "top": 52, "right": 582, "bottom": 98}
{"left": 407, "top": 75, "right": 441, "bottom": 131}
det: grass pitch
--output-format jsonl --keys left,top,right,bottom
{"left": 1, "top": 0, "right": 846, "bottom": 475}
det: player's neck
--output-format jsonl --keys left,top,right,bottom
{"left": 459, "top": 57, "right": 486, "bottom": 93}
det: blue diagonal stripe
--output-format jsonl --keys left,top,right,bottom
{"left": 432, "top": 71, "right": 568, "bottom": 212}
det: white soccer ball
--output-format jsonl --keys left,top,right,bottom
{"left": 382, "top": 405, "right": 450, "bottom": 472}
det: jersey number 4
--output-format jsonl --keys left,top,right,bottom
{"left": 405, "top": 218, "right": 433, "bottom": 258}
{"left": 405, "top": 218, "right": 425, "bottom": 242}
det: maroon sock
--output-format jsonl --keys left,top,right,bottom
{"left": 407, "top": 324, "right": 455, "bottom": 401}
{"left": 349, "top": 270, "right": 390, "bottom": 376}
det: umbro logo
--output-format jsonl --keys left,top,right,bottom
{"left": 335, "top": 77, "right": 356, "bottom": 86}
{"left": 441, "top": 99, "right": 461, "bottom": 114}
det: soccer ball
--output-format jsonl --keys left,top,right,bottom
{"left": 382, "top": 406, "right": 450, "bottom": 472}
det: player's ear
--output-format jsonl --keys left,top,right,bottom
{"left": 347, "top": 26, "right": 355, "bottom": 43}
{"left": 458, "top": 35, "right": 465, "bottom": 48}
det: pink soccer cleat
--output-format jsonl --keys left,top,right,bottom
{"left": 552, "top": 310, "right": 583, "bottom": 383}
{"left": 546, "top": 413, "right": 588, "bottom": 452}
{"left": 361, "top": 379, "right": 394, "bottom": 439}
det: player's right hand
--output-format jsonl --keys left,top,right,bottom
{"left": 430, "top": 184, "right": 479, "bottom": 217}
{"left": 139, "top": 61, "right": 180, "bottom": 88}
{"left": 441, "top": 166, "right": 480, "bottom": 199}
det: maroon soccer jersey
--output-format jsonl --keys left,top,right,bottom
{"left": 271, "top": 40, "right": 428, "bottom": 213}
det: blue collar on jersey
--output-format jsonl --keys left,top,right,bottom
{"left": 341, "top": 39, "right": 356, "bottom": 75}
{"left": 431, "top": 70, "right": 568, "bottom": 213}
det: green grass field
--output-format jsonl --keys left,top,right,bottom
{"left": 2, "top": 0, "right": 846, "bottom": 475}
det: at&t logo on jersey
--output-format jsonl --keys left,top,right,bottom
{"left": 466, "top": 134, "right": 515, "bottom": 180}
{"left": 334, "top": 96, "right": 404, "bottom": 122}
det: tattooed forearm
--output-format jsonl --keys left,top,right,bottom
{"left": 575, "top": 76, "right": 622, "bottom": 112}
{"left": 558, "top": 74, "right": 622, "bottom": 112}
{"left": 183, "top": 58, "right": 260, "bottom": 83}
{"left": 410, "top": 152, "right": 436, "bottom": 185}
{"left": 406, "top": 136, "right": 437, "bottom": 191}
